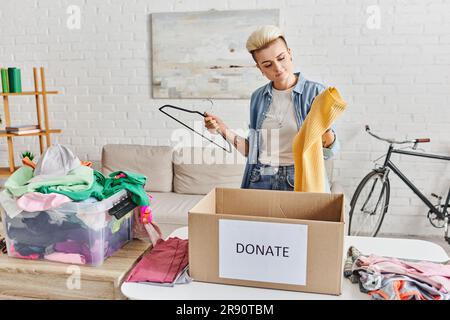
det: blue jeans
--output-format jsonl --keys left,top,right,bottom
{"left": 248, "top": 163, "right": 295, "bottom": 191}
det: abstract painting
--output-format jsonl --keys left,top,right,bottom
{"left": 151, "top": 9, "right": 279, "bottom": 99}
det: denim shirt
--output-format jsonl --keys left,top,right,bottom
{"left": 241, "top": 72, "right": 340, "bottom": 189}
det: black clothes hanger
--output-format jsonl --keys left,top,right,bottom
{"left": 159, "top": 104, "right": 232, "bottom": 153}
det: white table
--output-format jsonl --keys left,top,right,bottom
{"left": 121, "top": 227, "right": 449, "bottom": 300}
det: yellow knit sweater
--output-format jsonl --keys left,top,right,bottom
{"left": 292, "top": 87, "right": 347, "bottom": 192}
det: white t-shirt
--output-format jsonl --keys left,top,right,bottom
{"left": 259, "top": 87, "right": 298, "bottom": 166}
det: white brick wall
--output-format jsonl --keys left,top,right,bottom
{"left": 0, "top": 0, "right": 449, "bottom": 236}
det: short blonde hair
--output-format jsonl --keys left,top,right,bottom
{"left": 246, "top": 25, "right": 287, "bottom": 59}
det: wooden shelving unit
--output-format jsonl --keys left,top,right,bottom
{"left": 0, "top": 91, "right": 58, "bottom": 96}
{"left": 0, "top": 129, "right": 62, "bottom": 137}
{"left": 0, "top": 67, "right": 61, "bottom": 177}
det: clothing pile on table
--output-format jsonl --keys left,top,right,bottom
{"left": 0, "top": 144, "right": 160, "bottom": 265}
{"left": 344, "top": 246, "right": 450, "bottom": 300}
{"left": 125, "top": 237, "right": 191, "bottom": 286}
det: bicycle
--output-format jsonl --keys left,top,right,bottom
{"left": 347, "top": 125, "right": 450, "bottom": 243}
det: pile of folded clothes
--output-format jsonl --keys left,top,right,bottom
{"left": 0, "top": 144, "right": 159, "bottom": 265}
{"left": 125, "top": 237, "right": 190, "bottom": 286}
{"left": 344, "top": 246, "right": 450, "bottom": 300}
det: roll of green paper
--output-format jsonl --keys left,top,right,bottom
{"left": 1, "top": 69, "right": 9, "bottom": 93}
{"left": 8, "top": 67, "right": 16, "bottom": 93}
{"left": 15, "top": 68, "right": 22, "bottom": 93}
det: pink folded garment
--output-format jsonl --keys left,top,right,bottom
{"left": 125, "top": 237, "right": 188, "bottom": 283}
{"left": 44, "top": 252, "right": 86, "bottom": 265}
{"left": 17, "top": 192, "right": 72, "bottom": 212}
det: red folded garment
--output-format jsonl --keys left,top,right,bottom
{"left": 126, "top": 237, "right": 188, "bottom": 283}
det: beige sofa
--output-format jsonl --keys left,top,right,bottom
{"left": 99, "top": 144, "right": 345, "bottom": 237}
{"left": 100, "top": 144, "right": 245, "bottom": 237}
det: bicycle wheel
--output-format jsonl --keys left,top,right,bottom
{"left": 348, "top": 170, "right": 390, "bottom": 237}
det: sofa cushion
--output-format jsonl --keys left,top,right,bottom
{"left": 150, "top": 191, "right": 204, "bottom": 227}
{"left": 173, "top": 147, "right": 245, "bottom": 195}
{"left": 101, "top": 144, "right": 173, "bottom": 192}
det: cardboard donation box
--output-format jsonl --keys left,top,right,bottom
{"left": 188, "top": 187, "right": 345, "bottom": 295}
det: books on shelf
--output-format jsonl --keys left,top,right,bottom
{"left": 5, "top": 124, "right": 39, "bottom": 132}
{"left": 1, "top": 69, "right": 9, "bottom": 93}
{"left": 1, "top": 67, "right": 22, "bottom": 93}
{"left": 7, "top": 68, "right": 22, "bottom": 93}
{"left": 4, "top": 125, "right": 41, "bottom": 135}
{"left": 9, "top": 129, "right": 42, "bottom": 135}
{"left": 0, "top": 128, "right": 42, "bottom": 136}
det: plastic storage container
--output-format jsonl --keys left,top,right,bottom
{"left": 0, "top": 189, "right": 134, "bottom": 266}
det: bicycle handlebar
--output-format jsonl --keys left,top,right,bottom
{"left": 365, "top": 125, "right": 431, "bottom": 145}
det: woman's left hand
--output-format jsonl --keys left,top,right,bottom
{"left": 322, "top": 129, "right": 335, "bottom": 148}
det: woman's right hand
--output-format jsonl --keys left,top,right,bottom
{"left": 204, "top": 112, "right": 227, "bottom": 136}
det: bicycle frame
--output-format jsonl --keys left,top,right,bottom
{"left": 379, "top": 145, "right": 450, "bottom": 218}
